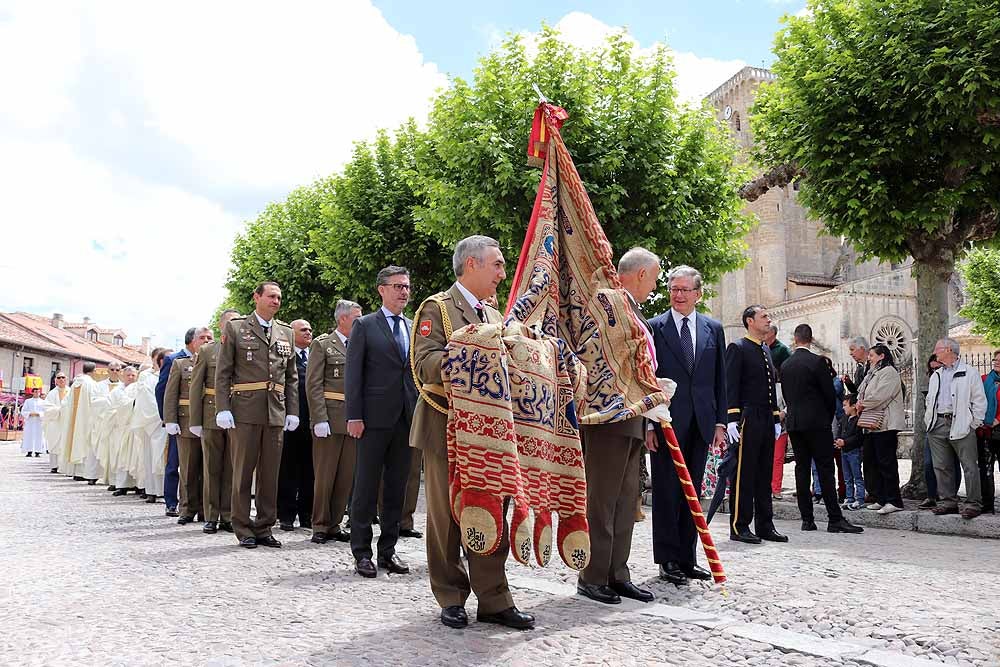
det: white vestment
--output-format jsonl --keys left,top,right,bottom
{"left": 131, "top": 370, "right": 165, "bottom": 496}
{"left": 96, "top": 383, "right": 138, "bottom": 487}
{"left": 56, "top": 375, "right": 100, "bottom": 477}
{"left": 43, "top": 386, "right": 70, "bottom": 467}
{"left": 19, "top": 397, "right": 47, "bottom": 454}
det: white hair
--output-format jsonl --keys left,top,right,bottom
{"left": 666, "top": 264, "right": 703, "bottom": 290}
{"left": 453, "top": 235, "right": 500, "bottom": 277}
{"left": 618, "top": 248, "right": 660, "bottom": 276}
{"left": 848, "top": 336, "right": 869, "bottom": 351}
{"left": 936, "top": 337, "right": 960, "bottom": 355}
{"left": 335, "top": 300, "right": 362, "bottom": 320}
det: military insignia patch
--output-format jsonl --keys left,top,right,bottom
{"left": 419, "top": 320, "right": 432, "bottom": 337}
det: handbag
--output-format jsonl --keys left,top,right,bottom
{"left": 857, "top": 408, "right": 885, "bottom": 431}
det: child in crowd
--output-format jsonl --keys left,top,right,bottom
{"left": 835, "top": 395, "right": 865, "bottom": 510}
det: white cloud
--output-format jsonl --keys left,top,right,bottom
{"left": 532, "top": 12, "right": 746, "bottom": 105}
{"left": 0, "top": 0, "right": 446, "bottom": 348}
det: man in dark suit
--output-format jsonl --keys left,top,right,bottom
{"left": 780, "top": 324, "right": 863, "bottom": 534}
{"left": 648, "top": 265, "right": 727, "bottom": 586}
{"left": 157, "top": 328, "right": 211, "bottom": 518}
{"left": 277, "top": 319, "right": 314, "bottom": 531}
{"left": 346, "top": 265, "right": 418, "bottom": 578}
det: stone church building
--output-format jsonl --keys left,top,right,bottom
{"left": 703, "top": 66, "right": 977, "bottom": 368}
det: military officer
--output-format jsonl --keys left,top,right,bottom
{"left": 190, "top": 309, "right": 240, "bottom": 534}
{"left": 164, "top": 327, "right": 213, "bottom": 524}
{"left": 307, "top": 300, "right": 361, "bottom": 544}
{"left": 411, "top": 235, "right": 533, "bottom": 631}
{"left": 724, "top": 304, "right": 788, "bottom": 544}
{"left": 215, "top": 282, "right": 299, "bottom": 549}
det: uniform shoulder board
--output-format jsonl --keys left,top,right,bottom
{"left": 274, "top": 318, "right": 290, "bottom": 327}
{"left": 428, "top": 291, "right": 449, "bottom": 303}
{"left": 313, "top": 332, "right": 329, "bottom": 342}
{"left": 230, "top": 316, "right": 247, "bottom": 323}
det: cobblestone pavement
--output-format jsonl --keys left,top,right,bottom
{"left": 2, "top": 443, "right": 998, "bottom": 667}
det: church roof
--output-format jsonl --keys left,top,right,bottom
{"left": 4, "top": 312, "right": 116, "bottom": 363}
{"left": 787, "top": 273, "right": 841, "bottom": 288}
{"left": 0, "top": 316, "right": 69, "bottom": 356}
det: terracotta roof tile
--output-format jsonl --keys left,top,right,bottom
{"left": 4, "top": 313, "right": 116, "bottom": 363}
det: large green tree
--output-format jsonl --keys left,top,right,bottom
{"left": 414, "top": 28, "right": 753, "bottom": 310}
{"left": 750, "top": 0, "right": 1000, "bottom": 495}
{"left": 959, "top": 248, "right": 1000, "bottom": 346}
{"left": 310, "top": 123, "right": 453, "bottom": 313}
{"left": 223, "top": 180, "right": 337, "bottom": 332}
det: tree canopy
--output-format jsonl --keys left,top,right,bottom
{"left": 960, "top": 248, "right": 1000, "bottom": 346}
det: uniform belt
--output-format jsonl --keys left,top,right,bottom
{"left": 178, "top": 399, "right": 190, "bottom": 406}
{"left": 422, "top": 383, "right": 448, "bottom": 399}
{"left": 204, "top": 388, "right": 216, "bottom": 396}
{"left": 231, "top": 381, "right": 285, "bottom": 394}
{"left": 323, "top": 391, "right": 345, "bottom": 401}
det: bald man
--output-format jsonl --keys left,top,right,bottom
{"left": 277, "top": 319, "right": 315, "bottom": 531}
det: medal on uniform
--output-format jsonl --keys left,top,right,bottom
{"left": 247, "top": 351, "right": 253, "bottom": 361}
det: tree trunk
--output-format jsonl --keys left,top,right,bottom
{"left": 902, "top": 259, "right": 952, "bottom": 498}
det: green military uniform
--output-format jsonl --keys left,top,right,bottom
{"left": 410, "top": 283, "right": 514, "bottom": 615}
{"left": 215, "top": 315, "right": 298, "bottom": 542}
{"left": 164, "top": 356, "right": 203, "bottom": 520}
{"left": 305, "top": 331, "right": 357, "bottom": 537}
{"left": 190, "top": 340, "right": 233, "bottom": 525}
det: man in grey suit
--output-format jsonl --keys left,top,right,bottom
{"left": 346, "top": 266, "right": 418, "bottom": 578}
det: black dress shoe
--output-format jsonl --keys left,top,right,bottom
{"left": 330, "top": 530, "right": 351, "bottom": 542}
{"left": 441, "top": 605, "right": 468, "bottom": 629}
{"left": 165, "top": 506, "right": 179, "bottom": 516}
{"left": 257, "top": 535, "right": 282, "bottom": 548}
{"left": 136, "top": 488, "right": 145, "bottom": 496}
{"left": 86, "top": 479, "right": 97, "bottom": 485}
{"left": 146, "top": 495, "right": 157, "bottom": 504}
{"left": 609, "top": 580, "right": 654, "bottom": 602}
{"left": 203, "top": 521, "right": 218, "bottom": 534}
{"left": 299, "top": 519, "right": 312, "bottom": 529}
{"left": 108, "top": 485, "right": 117, "bottom": 492}
{"left": 681, "top": 563, "right": 713, "bottom": 581}
{"left": 577, "top": 580, "right": 622, "bottom": 604}
{"left": 729, "top": 530, "right": 762, "bottom": 544}
{"left": 50, "top": 468, "right": 59, "bottom": 474}
{"left": 112, "top": 489, "right": 128, "bottom": 497}
{"left": 279, "top": 521, "right": 295, "bottom": 532}
{"left": 356, "top": 557, "right": 377, "bottom": 578}
{"left": 219, "top": 521, "right": 234, "bottom": 533}
{"left": 239, "top": 537, "right": 257, "bottom": 549}
{"left": 378, "top": 554, "right": 410, "bottom": 574}
{"left": 801, "top": 520, "right": 818, "bottom": 531}
{"left": 177, "top": 515, "right": 195, "bottom": 525}
{"left": 828, "top": 519, "right": 863, "bottom": 533}
{"left": 399, "top": 528, "right": 423, "bottom": 539}
{"left": 759, "top": 529, "right": 789, "bottom": 542}
{"left": 658, "top": 561, "right": 690, "bottom": 585}
{"left": 311, "top": 532, "right": 328, "bottom": 544}
{"left": 477, "top": 606, "right": 535, "bottom": 630}
{"left": 73, "top": 476, "right": 84, "bottom": 481}
{"left": 25, "top": 452, "right": 32, "bottom": 457}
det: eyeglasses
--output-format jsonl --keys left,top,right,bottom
{"left": 668, "top": 287, "right": 699, "bottom": 295}
{"left": 55, "top": 376, "right": 66, "bottom": 379}
{"left": 384, "top": 283, "right": 411, "bottom": 293}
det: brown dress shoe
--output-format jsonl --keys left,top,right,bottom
{"left": 961, "top": 507, "right": 982, "bottom": 520}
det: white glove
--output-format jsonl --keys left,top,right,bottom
{"left": 216, "top": 410, "right": 235, "bottom": 430}
{"left": 313, "top": 421, "right": 331, "bottom": 438}
{"left": 189, "top": 425, "right": 203, "bottom": 438}
{"left": 774, "top": 424, "right": 782, "bottom": 440}
{"left": 284, "top": 415, "right": 300, "bottom": 432}
{"left": 655, "top": 377, "right": 677, "bottom": 400}
{"left": 726, "top": 422, "right": 740, "bottom": 444}
{"left": 165, "top": 422, "right": 181, "bottom": 435}
{"left": 642, "top": 403, "right": 673, "bottom": 425}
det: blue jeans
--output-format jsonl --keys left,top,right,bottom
{"left": 924, "top": 435, "right": 961, "bottom": 500}
{"left": 164, "top": 434, "right": 179, "bottom": 509}
{"left": 841, "top": 448, "right": 865, "bottom": 503}
{"left": 811, "top": 461, "right": 822, "bottom": 495}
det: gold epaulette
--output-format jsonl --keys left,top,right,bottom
{"left": 410, "top": 292, "right": 453, "bottom": 416}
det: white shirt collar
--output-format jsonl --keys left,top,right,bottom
{"left": 381, "top": 305, "right": 403, "bottom": 321}
{"left": 255, "top": 312, "right": 272, "bottom": 328}
{"left": 670, "top": 308, "right": 696, "bottom": 327}
{"left": 294, "top": 346, "right": 307, "bottom": 356}
{"left": 454, "top": 281, "right": 483, "bottom": 311}
{"left": 335, "top": 330, "right": 348, "bottom": 345}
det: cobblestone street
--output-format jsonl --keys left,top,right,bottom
{"left": 3, "top": 443, "right": 998, "bottom": 667}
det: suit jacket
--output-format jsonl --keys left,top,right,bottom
{"left": 306, "top": 333, "right": 349, "bottom": 435}
{"left": 294, "top": 348, "right": 309, "bottom": 425}
{"left": 190, "top": 341, "right": 221, "bottom": 430}
{"left": 649, "top": 310, "right": 727, "bottom": 444}
{"left": 779, "top": 347, "right": 837, "bottom": 432}
{"left": 410, "top": 283, "right": 500, "bottom": 455}
{"left": 215, "top": 315, "right": 298, "bottom": 427}
{"left": 156, "top": 349, "right": 190, "bottom": 420}
{"left": 345, "top": 309, "right": 417, "bottom": 428}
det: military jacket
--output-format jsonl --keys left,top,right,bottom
{"left": 163, "top": 355, "right": 195, "bottom": 431}
{"left": 724, "top": 335, "right": 780, "bottom": 425}
{"left": 215, "top": 315, "right": 298, "bottom": 427}
{"left": 306, "top": 332, "right": 349, "bottom": 435}
{"left": 190, "top": 341, "right": 220, "bottom": 430}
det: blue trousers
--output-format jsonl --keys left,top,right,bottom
{"left": 164, "top": 434, "right": 179, "bottom": 509}
{"left": 841, "top": 448, "right": 865, "bottom": 503}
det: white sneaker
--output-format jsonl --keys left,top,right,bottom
{"left": 865, "top": 503, "right": 883, "bottom": 511}
{"left": 877, "top": 503, "right": 903, "bottom": 514}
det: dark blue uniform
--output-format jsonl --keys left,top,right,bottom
{"left": 725, "top": 336, "right": 780, "bottom": 537}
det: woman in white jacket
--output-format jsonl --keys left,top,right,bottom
{"left": 856, "top": 344, "right": 906, "bottom": 513}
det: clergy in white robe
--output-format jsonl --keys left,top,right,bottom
{"left": 131, "top": 367, "right": 166, "bottom": 500}
{"left": 97, "top": 368, "right": 139, "bottom": 490}
{"left": 19, "top": 391, "right": 47, "bottom": 455}
{"left": 43, "top": 374, "right": 70, "bottom": 471}
{"left": 57, "top": 364, "right": 101, "bottom": 479}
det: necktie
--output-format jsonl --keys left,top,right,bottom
{"left": 680, "top": 316, "right": 695, "bottom": 373}
{"left": 391, "top": 315, "right": 407, "bottom": 360}
{"left": 299, "top": 350, "right": 307, "bottom": 364}
{"left": 474, "top": 305, "right": 487, "bottom": 323}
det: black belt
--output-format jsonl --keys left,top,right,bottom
{"left": 937, "top": 413, "right": 953, "bottom": 420}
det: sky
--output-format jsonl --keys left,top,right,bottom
{"left": 0, "top": 0, "right": 805, "bottom": 349}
